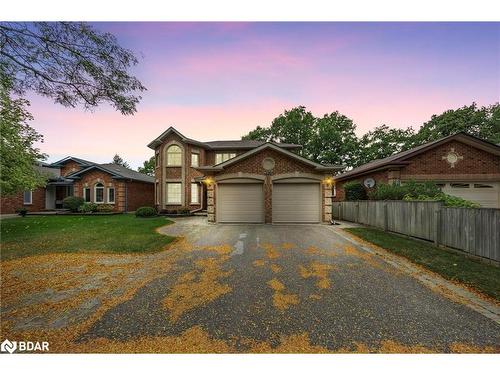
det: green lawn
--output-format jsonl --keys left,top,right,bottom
{"left": 0, "top": 214, "right": 175, "bottom": 261}
{"left": 345, "top": 227, "right": 500, "bottom": 301}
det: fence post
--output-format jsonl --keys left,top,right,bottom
{"left": 434, "top": 206, "right": 441, "bottom": 246}
{"left": 383, "top": 202, "right": 388, "bottom": 231}
{"left": 339, "top": 203, "right": 343, "bottom": 220}
{"left": 356, "top": 202, "right": 360, "bottom": 223}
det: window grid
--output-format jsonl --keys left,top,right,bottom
{"left": 84, "top": 188, "right": 91, "bottom": 202}
{"left": 191, "top": 183, "right": 199, "bottom": 204}
{"left": 191, "top": 153, "right": 199, "bottom": 167}
{"left": 215, "top": 152, "right": 236, "bottom": 164}
{"left": 167, "top": 183, "right": 182, "bottom": 204}
{"left": 95, "top": 183, "right": 104, "bottom": 203}
{"left": 108, "top": 187, "right": 115, "bottom": 203}
{"left": 167, "top": 145, "right": 182, "bottom": 166}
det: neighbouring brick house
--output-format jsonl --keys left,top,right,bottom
{"left": 148, "top": 127, "right": 343, "bottom": 223}
{"left": 0, "top": 157, "right": 154, "bottom": 214}
{"left": 333, "top": 132, "right": 500, "bottom": 208}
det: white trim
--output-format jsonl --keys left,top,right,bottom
{"left": 23, "top": 190, "right": 32, "bottom": 205}
{"left": 191, "top": 152, "right": 200, "bottom": 167}
{"left": 166, "top": 182, "right": 182, "bottom": 205}
{"left": 166, "top": 144, "right": 183, "bottom": 166}
{"left": 190, "top": 182, "right": 200, "bottom": 204}
{"left": 94, "top": 183, "right": 105, "bottom": 203}
{"left": 83, "top": 187, "right": 91, "bottom": 202}
{"left": 107, "top": 187, "right": 115, "bottom": 204}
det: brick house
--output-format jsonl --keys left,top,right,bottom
{"left": 148, "top": 127, "right": 343, "bottom": 223}
{"left": 0, "top": 157, "right": 154, "bottom": 214}
{"left": 333, "top": 132, "right": 500, "bottom": 208}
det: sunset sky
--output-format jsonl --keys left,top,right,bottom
{"left": 27, "top": 22, "right": 499, "bottom": 169}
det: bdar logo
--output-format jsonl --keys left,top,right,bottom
{"left": 1, "top": 339, "right": 17, "bottom": 354}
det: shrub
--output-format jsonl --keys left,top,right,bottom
{"left": 96, "top": 204, "right": 114, "bottom": 213}
{"left": 79, "top": 202, "right": 98, "bottom": 213}
{"left": 178, "top": 206, "right": 191, "bottom": 215}
{"left": 369, "top": 183, "right": 407, "bottom": 200}
{"left": 135, "top": 206, "right": 157, "bottom": 217}
{"left": 403, "top": 180, "right": 441, "bottom": 199}
{"left": 403, "top": 193, "right": 480, "bottom": 208}
{"left": 343, "top": 181, "right": 367, "bottom": 200}
{"left": 63, "top": 196, "right": 85, "bottom": 212}
{"left": 16, "top": 207, "right": 28, "bottom": 217}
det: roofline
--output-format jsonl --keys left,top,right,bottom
{"left": 195, "top": 142, "right": 344, "bottom": 172}
{"left": 66, "top": 164, "right": 154, "bottom": 183}
{"left": 334, "top": 132, "right": 500, "bottom": 181}
{"left": 147, "top": 126, "right": 302, "bottom": 150}
{"left": 50, "top": 156, "right": 94, "bottom": 167}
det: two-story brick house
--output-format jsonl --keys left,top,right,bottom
{"left": 333, "top": 132, "right": 500, "bottom": 208}
{"left": 147, "top": 127, "right": 343, "bottom": 223}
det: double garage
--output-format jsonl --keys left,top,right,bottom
{"left": 216, "top": 178, "right": 322, "bottom": 223}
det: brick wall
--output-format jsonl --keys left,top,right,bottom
{"left": 73, "top": 170, "right": 124, "bottom": 211}
{"left": 400, "top": 140, "right": 500, "bottom": 177}
{"left": 60, "top": 161, "right": 82, "bottom": 176}
{"left": 126, "top": 180, "right": 155, "bottom": 211}
{"left": 0, "top": 187, "right": 46, "bottom": 214}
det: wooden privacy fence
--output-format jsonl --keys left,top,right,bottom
{"left": 332, "top": 200, "right": 500, "bottom": 262}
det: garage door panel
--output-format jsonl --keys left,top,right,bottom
{"left": 217, "top": 183, "right": 264, "bottom": 223}
{"left": 273, "top": 183, "right": 320, "bottom": 223}
{"left": 442, "top": 183, "right": 499, "bottom": 208}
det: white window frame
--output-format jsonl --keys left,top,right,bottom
{"left": 166, "top": 145, "right": 182, "bottom": 166}
{"left": 94, "top": 183, "right": 105, "bottom": 203}
{"left": 83, "top": 187, "right": 91, "bottom": 202}
{"left": 107, "top": 187, "right": 115, "bottom": 204}
{"left": 191, "top": 152, "right": 200, "bottom": 167}
{"left": 166, "top": 182, "right": 182, "bottom": 204}
{"left": 191, "top": 183, "right": 200, "bottom": 204}
{"left": 333, "top": 184, "right": 336, "bottom": 198}
{"left": 215, "top": 152, "right": 236, "bottom": 164}
{"left": 23, "top": 190, "right": 33, "bottom": 205}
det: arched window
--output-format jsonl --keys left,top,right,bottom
{"left": 166, "top": 145, "right": 182, "bottom": 166}
{"left": 94, "top": 183, "right": 104, "bottom": 203}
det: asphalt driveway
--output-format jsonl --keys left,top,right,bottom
{"left": 2, "top": 216, "right": 499, "bottom": 352}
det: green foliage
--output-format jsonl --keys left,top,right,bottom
{"left": 164, "top": 206, "right": 191, "bottom": 215}
{"left": 356, "top": 125, "right": 416, "bottom": 166}
{"left": 63, "top": 196, "right": 84, "bottom": 212}
{"left": 135, "top": 206, "right": 157, "bottom": 217}
{"left": 78, "top": 202, "right": 98, "bottom": 213}
{"left": 343, "top": 181, "right": 367, "bottom": 200}
{"left": 403, "top": 193, "right": 480, "bottom": 208}
{"left": 112, "top": 154, "right": 130, "bottom": 168}
{"left": 241, "top": 126, "right": 272, "bottom": 141}
{"left": 138, "top": 156, "right": 155, "bottom": 176}
{"left": 414, "top": 103, "right": 500, "bottom": 145}
{"left": 0, "top": 74, "right": 47, "bottom": 195}
{"left": 96, "top": 204, "right": 114, "bottom": 212}
{"left": 0, "top": 22, "right": 146, "bottom": 115}
{"left": 368, "top": 183, "right": 407, "bottom": 200}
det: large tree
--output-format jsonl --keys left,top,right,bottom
{"left": 356, "top": 124, "right": 416, "bottom": 166}
{"left": 0, "top": 22, "right": 146, "bottom": 114}
{"left": 112, "top": 154, "right": 130, "bottom": 169}
{"left": 414, "top": 103, "right": 500, "bottom": 145}
{"left": 0, "top": 22, "right": 145, "bottom": 195}
{"left": 311, "top": 111, "right": 359, "bottom": 167}
{"left": 0, "top": 76, "right": 47, "bottom": 195}
{"left": 138, "top": 156, "right": 155, "bottom": 176}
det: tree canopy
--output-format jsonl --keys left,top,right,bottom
{"left": 242, "top": 103, "right": 500, "bottom": 170}
{"left": 112, "top": 154, "right": 130, "bottom": 169}
{"left": 138, "top": 156, "right": 155, "bottom": 176}
{"left": 0, "top": 22, "right": 146, "bottom": 115}
{"left": 0, "top": 76, "right": 47, "bottom": 195}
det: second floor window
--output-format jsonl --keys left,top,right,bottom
{"left": 215, "top": 152, "right": 236, "bottom": 164}
{"left": 166, "top": 145, "right": 182, "bottom": 166}
{"left": 191, "top": 153, "right": 199, "bottom": 167}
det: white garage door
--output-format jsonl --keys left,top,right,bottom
{"left": 442, "top": 182, "right": 500, "bottom": 208}
{"left": 272, "top": 183, "right": 321, "bottom": 223}
{"left": 217, "top": 183, "right": 264, "bottom": 223}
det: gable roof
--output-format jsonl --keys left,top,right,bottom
{"left": 50, "top": 156, "right": 96, "bottom": 167}
{"left": 147, "top": 126, "right": 301, "bottom": 150}
{"left": 334, "top": 132, "right": 500, "bottom": 181}
{"left": 195, "top": 142, "right": 344, "bottom": 172}
{"left": 66, "top": 163, "right": 154, "bottom": 183}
